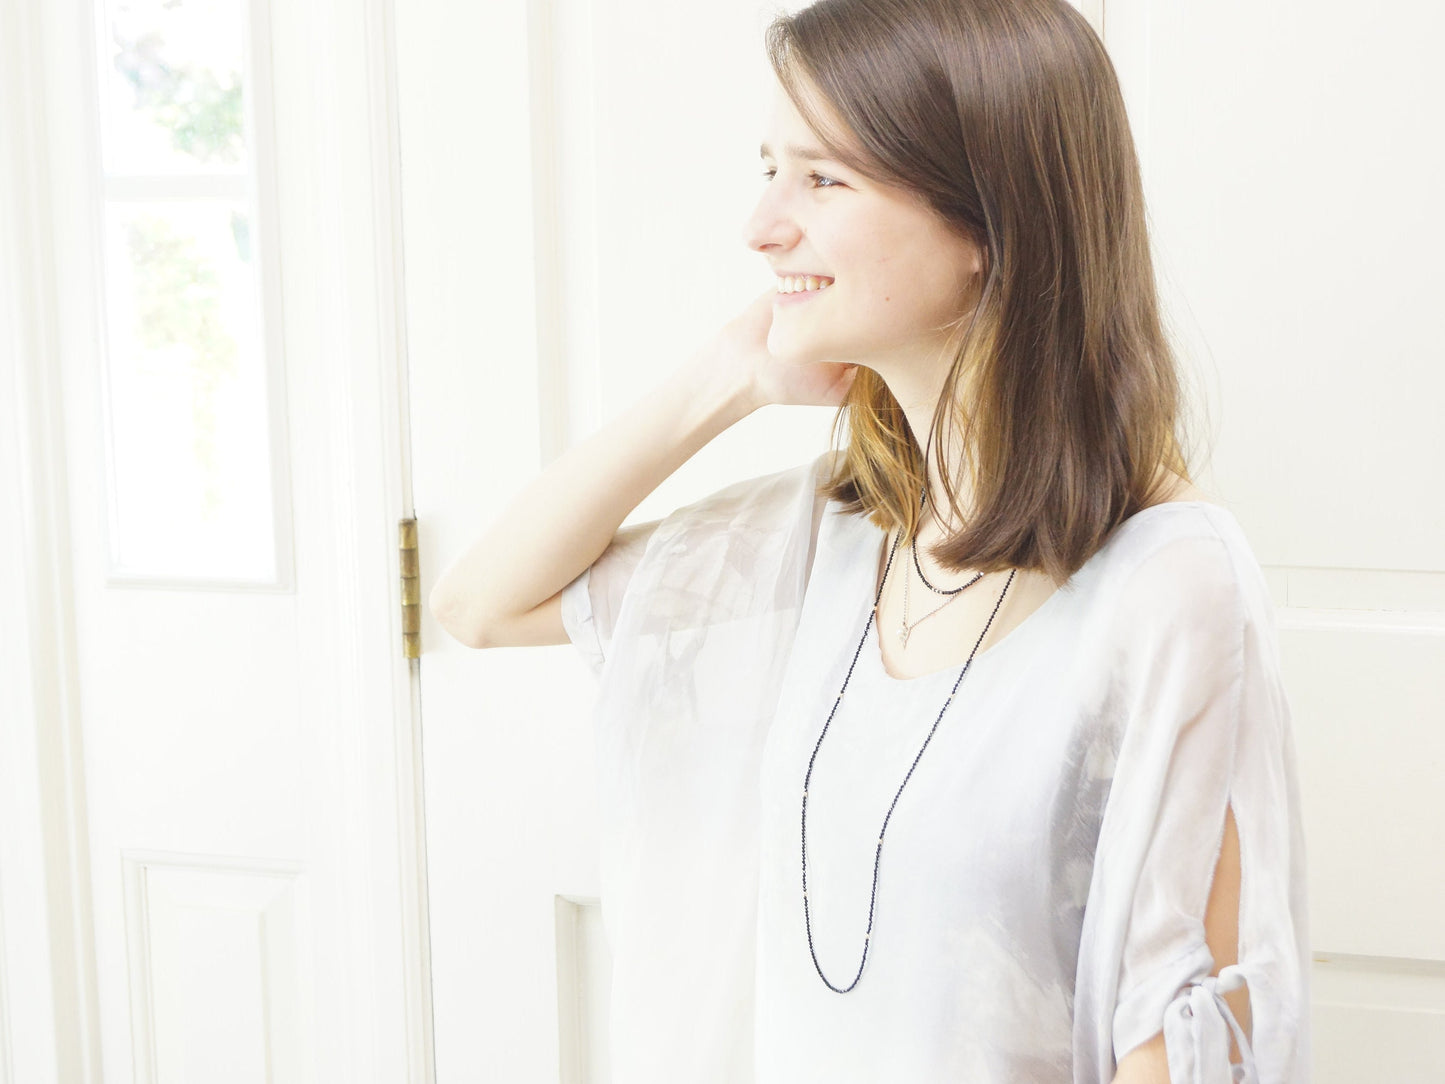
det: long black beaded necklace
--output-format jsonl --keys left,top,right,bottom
{"left": 800, "top": 490, "right": 1016, "bottom": 992}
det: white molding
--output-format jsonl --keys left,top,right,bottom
{"left": 246, "top": 0, "right": 299, "bottom": 597}
{"left": 553, "top": 894, "right": 610, "bottom": 1084}
{"left": 1264, "top": 565, "right": 1445, "bottom": 614}
{"left": 546, "top": 0, "right": 604, "bottom": 458}
{"left": 1097, "top": 0, "right": 1150, "bottom": 177}
{"left": 274, "top": 0, "right": 432, "bottom": 1078}
{"left": 358, "top": 0, "right": 435, "bottom": 1077}
{"left": 1311, "top": 950, "right": 1445, "bottom": 980}
{"left": 1278, "top": 609, "right": 1445, "bottom": 637}
{"left": 527, "top": 0, "right": 571, "bottom": 468}
{"left": 0, "top": 0, "right": 104, "bottom": 1081}
{"left": 120, "top": 851, "right": 305, "bottom": 1084}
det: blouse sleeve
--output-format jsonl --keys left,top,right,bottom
{"left": 557, "top": 450, "right": 836, "bottom": 680}
{"left": 559, "top": 518, "right": 663, "bottom": 679}
{"left": 571, "top": 451, "right": 834, "bottom": 1083}
{"left": 1105, "top": 518, "right": 1312, "bottom": 1083}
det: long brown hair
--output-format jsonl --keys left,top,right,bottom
{"left": 765, "top": 0, "right": 1201, "bottom": 586}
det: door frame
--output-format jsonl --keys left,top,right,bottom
{"left": 0, "top": 0, "right": 434, "bottom": 1079}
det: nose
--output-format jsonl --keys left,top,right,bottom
{"left": 741, "top": 183, "right": 803, "bottom": 255}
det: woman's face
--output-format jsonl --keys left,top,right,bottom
{"left": 744, "top": 78, "right": 983, "bottom": 379}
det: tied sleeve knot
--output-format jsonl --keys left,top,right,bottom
{"left": 1162, "top": 963, "right": 1256, "bottom": 1084}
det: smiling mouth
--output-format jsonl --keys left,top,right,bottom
{"left": 775, "top": 275, "right": 835, "bottom": 296}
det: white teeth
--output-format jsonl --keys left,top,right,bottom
{"left": 777, "top": 275, "right": 834, "bottom": 293}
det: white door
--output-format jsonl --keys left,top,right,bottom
{"left": 407, "top": 1, "right": 1444, "bottom": 1081}
{"left": 1, "top": 0, "right": 429, "bottom": 1080}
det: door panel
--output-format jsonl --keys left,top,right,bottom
{"left": 4, "top": 0, "right": 429, "bottom": 1079}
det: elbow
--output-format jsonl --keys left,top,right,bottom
{"left": 427, "top": 583, "right": 491, "bottom": 649}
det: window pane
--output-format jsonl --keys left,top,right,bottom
{"left": 98, "top": 0, "right": 248, "bottom": 175}
{"left": 101, "top": 200, "right": 276, "bottom": 581}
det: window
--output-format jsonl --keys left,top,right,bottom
{"left": 93, "top": 0, "right": 289, "bottom": 585}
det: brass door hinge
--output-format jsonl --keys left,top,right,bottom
{"left": 399, "top": 517, "right": 420, "bottom": 659}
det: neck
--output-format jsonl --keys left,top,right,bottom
{"left": 891, "top": 382, "right": 972, "bottom": 541}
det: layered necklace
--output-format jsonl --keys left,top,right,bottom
{"left": 800, "top": 488, "right": 1016, "bottom": 992}
{"left": 899, "top": 503, "right": 985, "bottom": 646}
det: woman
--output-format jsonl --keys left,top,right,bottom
{"left": 429, "top": 1, "right": 1311, "bottom": 1081}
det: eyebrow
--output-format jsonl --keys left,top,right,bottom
{"left": 759, "top": 141, "right": 834, "bottom": 162}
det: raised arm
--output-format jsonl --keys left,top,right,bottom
{"left": 427, "top": 287, "right": 858, "bottom": 650}
{"left": 427, "top": 346, "right": 752, "bottom": 649}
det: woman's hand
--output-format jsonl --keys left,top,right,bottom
{"left": 707, "top": 286, "right": 859, "bottom": 411}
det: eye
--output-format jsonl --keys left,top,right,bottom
{"left": 760, "top": 168, "right": 841, "bottom": 189}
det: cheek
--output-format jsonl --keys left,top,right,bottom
{"left": 898, "top": 246, "right": 975, "bottom": 318}
{"left": 862, "top": 266, "right": 958, "bottom": 323}
{"left": 853, "top": 234, "right": 946, "bottom": 303}
{"left": 835, "top": 220, "right": 973, "bottom": 324}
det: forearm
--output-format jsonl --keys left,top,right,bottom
{"left": 1110, "top": 1031, "right": 1169, "bottom": 1083}
{"left": 428, "top": 347, "right": 757, "bottom": 645}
